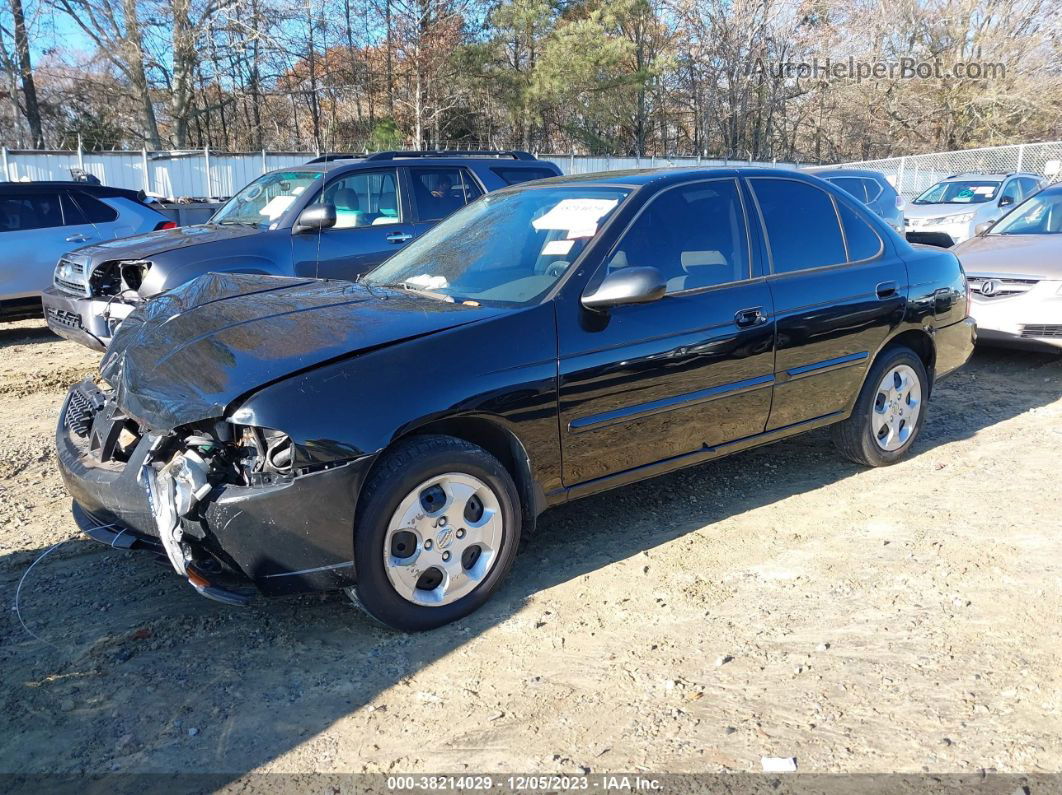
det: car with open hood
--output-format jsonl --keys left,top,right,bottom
{"left": 55, "top": 167, "right": 975, "bottom": 630}
{"left": 953, "top": 182, "right": 1062, "bottom": 352}
{"left": 41, "top": 150, "right": 560, "bottom": 350}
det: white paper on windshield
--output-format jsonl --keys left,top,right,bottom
{"left": 973, "top": 186, "right": 994, "bottom": 195}
{"left": 406, "top": 274, "right": 448, "bottom": 289}
{"left": 532, "top": 198, "right": 618, "bottom": 238}
{"left": 260, "top": 195, "right": 296, "bottom": 220}
{"left": 541, "top": 239, "right": 575, "bottom": 256}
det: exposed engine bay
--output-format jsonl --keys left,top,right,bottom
{"left": 64, "top": 379, "right": 302, "bottom": 604}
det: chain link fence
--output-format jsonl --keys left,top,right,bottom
{"left": 834, "top": 141, "right": 1062, "bottom": 199}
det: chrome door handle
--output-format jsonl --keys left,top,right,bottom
{"left": 65, "top": 234, "right": 90, "bottom": 243}
{"left": 734, "top": 306, "right": 766, "bottom": 328}
{"left": 386, "top": 232, "right": 412, "bottom": 244}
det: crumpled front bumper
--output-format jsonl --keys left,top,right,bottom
{"left": 42, "top": 287, "right": 136, "bottom": 351}
{"left": 56, "top": 380, "right": 375, "bottom": 597}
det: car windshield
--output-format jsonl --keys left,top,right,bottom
{"left": 990, "top": 190, "right": 1062, "bottom": 235}
{"left": 211, "top": 170, "right": 322, "bottom": 228}
{"left": 362, "top": 186, "right": 631, "bottom": 305}
{"left": 913, "top": 180, "right": 999, "bottom": 205}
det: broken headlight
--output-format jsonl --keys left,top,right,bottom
{"left": 233, "top": 425, "right": 294, "bottom": 485}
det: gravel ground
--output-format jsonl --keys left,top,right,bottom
{"left": 1, "top": 317, "right": 1061, "bottom": 781}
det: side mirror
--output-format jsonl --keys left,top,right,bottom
{"left": 581, "top": 266, "right": 667, "bottom": 311}
{"left": 999, "top": 195, "right": 1014, "bottom": 207}
{"left": 293, "top": 203, "right": 336, "bottom": 234}
{"left": 975, "top": 220, "right": 995, "bottom": 236}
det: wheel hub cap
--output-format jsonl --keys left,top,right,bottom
{"left": 382, "top": 473, "right": 503, "bottom": 607}
{"left": 872, "top": 363, "right": 922, "bottom": 452}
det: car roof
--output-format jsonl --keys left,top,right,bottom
{"left": 265, "top": 154, "right": 560, "bottom": 179}
{"left": 943, "top": 172, "right": 1040, "bottom": 181}
{"left": 508, "top": 165, "right": 809, "bottom": 190}
{"left": 805, "top": 167, "right": 891, "bottom": 181}
{"left": 0, "top": 181, "right": 143, "bottom": 200}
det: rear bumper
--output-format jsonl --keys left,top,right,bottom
{"left": 41, "top": 287, "right": 136, "bottom": 351}
{"left": 935, "top": 316, "right": 977, "bottom": 379}
{"left": 56, "top": 381, "right": 375, "bottom": 596}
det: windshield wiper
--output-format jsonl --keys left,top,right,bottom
{"left": 382, "top": 281, "right": 455, "bottom": 302}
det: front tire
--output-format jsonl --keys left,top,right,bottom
{"left": 832, "top": 346, "right": 928, "bottom": 467}
{"left": 350, "top": 434, "right": 522, "bottom": 631}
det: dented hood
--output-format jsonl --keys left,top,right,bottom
{"left": 101, "top": 272, "right": 501, "bottom": 430}
{"left": 72, "top": 223, "right": 260, "bottom": 263}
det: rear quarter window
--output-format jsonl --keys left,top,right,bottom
{"left": 73, "top": 192, "right": 119, "bottom": 223}
{"left": 490, "top": 167, "right": 559, "bottom": 186}
{"left": 837, "top": 201, "right": 883, "bottom": 260}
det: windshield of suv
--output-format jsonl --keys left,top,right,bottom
{"left": 362, "top": 186, "right": 631, "bottom": 305}
{"left": 211, "top": 170, "right": 322, "bottom": 228}
{"left": 913, "top": 180, "right": 999, "bottom": 205}
{"left": 990, "top": 189, "right": 1062, "bottom": 235}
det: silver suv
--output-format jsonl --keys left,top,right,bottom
{"left": 905, "top": 172, "right": 1045, "bottom": 247}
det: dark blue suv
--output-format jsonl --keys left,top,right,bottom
{"left": 43, "top": 150, "right": 560, "bottom": 350}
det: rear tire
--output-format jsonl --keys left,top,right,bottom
{"left": 350, "top": 434, "right": 521, "bottom": 631}
{"left": 832, "top": 346, "right": 928, "bottom": 467}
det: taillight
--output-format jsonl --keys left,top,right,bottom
{"left": 154, "top": 220, "right": 178, "bottom": 231}
{"left": 895, "top": 195, "right": 905, "bottom": 210}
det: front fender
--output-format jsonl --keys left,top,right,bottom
{"left": 227, "top": 303, "right": 563, "bottom": 497}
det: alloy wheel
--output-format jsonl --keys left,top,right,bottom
{"left": 382, "top": 472, "right": 503, "bottom": 606}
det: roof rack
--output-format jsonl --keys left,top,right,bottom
{"left": 363, "top": 150, "right": 536, "bottom": 161}
{"left": 946, "top": 170, "right": 1014, "bottom": 179}
{"left": 305, "top": 153, "right": 361, "bottom": 163}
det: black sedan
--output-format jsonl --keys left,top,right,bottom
{"left": 56, "top": 168, "right": 976, "bottom": 630}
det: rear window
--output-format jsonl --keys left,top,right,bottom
{"left": 491, "top": 167, "right": 558, "bottom": 186}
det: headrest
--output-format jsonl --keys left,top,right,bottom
{"left": 334, "top": 188, "right": 358, "bottom": 210}
{"left": 681, "top": 250, "right": 726, "bottom": 269}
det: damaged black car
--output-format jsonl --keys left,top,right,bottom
{"left": 56, "top": 168, "right": 975, "bottom": 630}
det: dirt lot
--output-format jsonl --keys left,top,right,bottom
{"left": 2, "top": 317, "right": 1061, "bottom": 781}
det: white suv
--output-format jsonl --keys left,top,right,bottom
{"left": 904, "top": 172, "right": 1044, "bottom": 247}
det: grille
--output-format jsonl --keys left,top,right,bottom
{"left": 65, "top": 388, "right": 95, "bottom": 437}
{"left": 45, "top": 306, "right": 82, "bottom": 330}
{"left": 54, "top": 258, "right": 89, "bottom": 296}
{"left": 967, "top": 276, "right": 1038, "bottom": 300}
{"left": 1021, "top": 324, "right": 1062, "bottom": 339}
{"left": 54, "top": 276, "right": 88, "bottom": 296}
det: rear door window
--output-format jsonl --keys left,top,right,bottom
{"left": 0, "top": 192, "right": 64, "bottom": 231}
{"left": 827, "top": 177, "right": 868, "bottom": 203}
{"left": 410, "top": 167, "right": 483, "bottom": 221}
{"left": 491, "top": 167, "right": 558, "bottom": 186}
{"left": 751, "top": 178, "right": 847, "bottom": 273}
{"left": 321, "top": 169, "right": 401, "bottom": 228}
{"left": 1018, "top": 177, "right": 1041, "bottom": 198}
{"left": 862, "top": 178, "right": 884, "bottom": 201}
